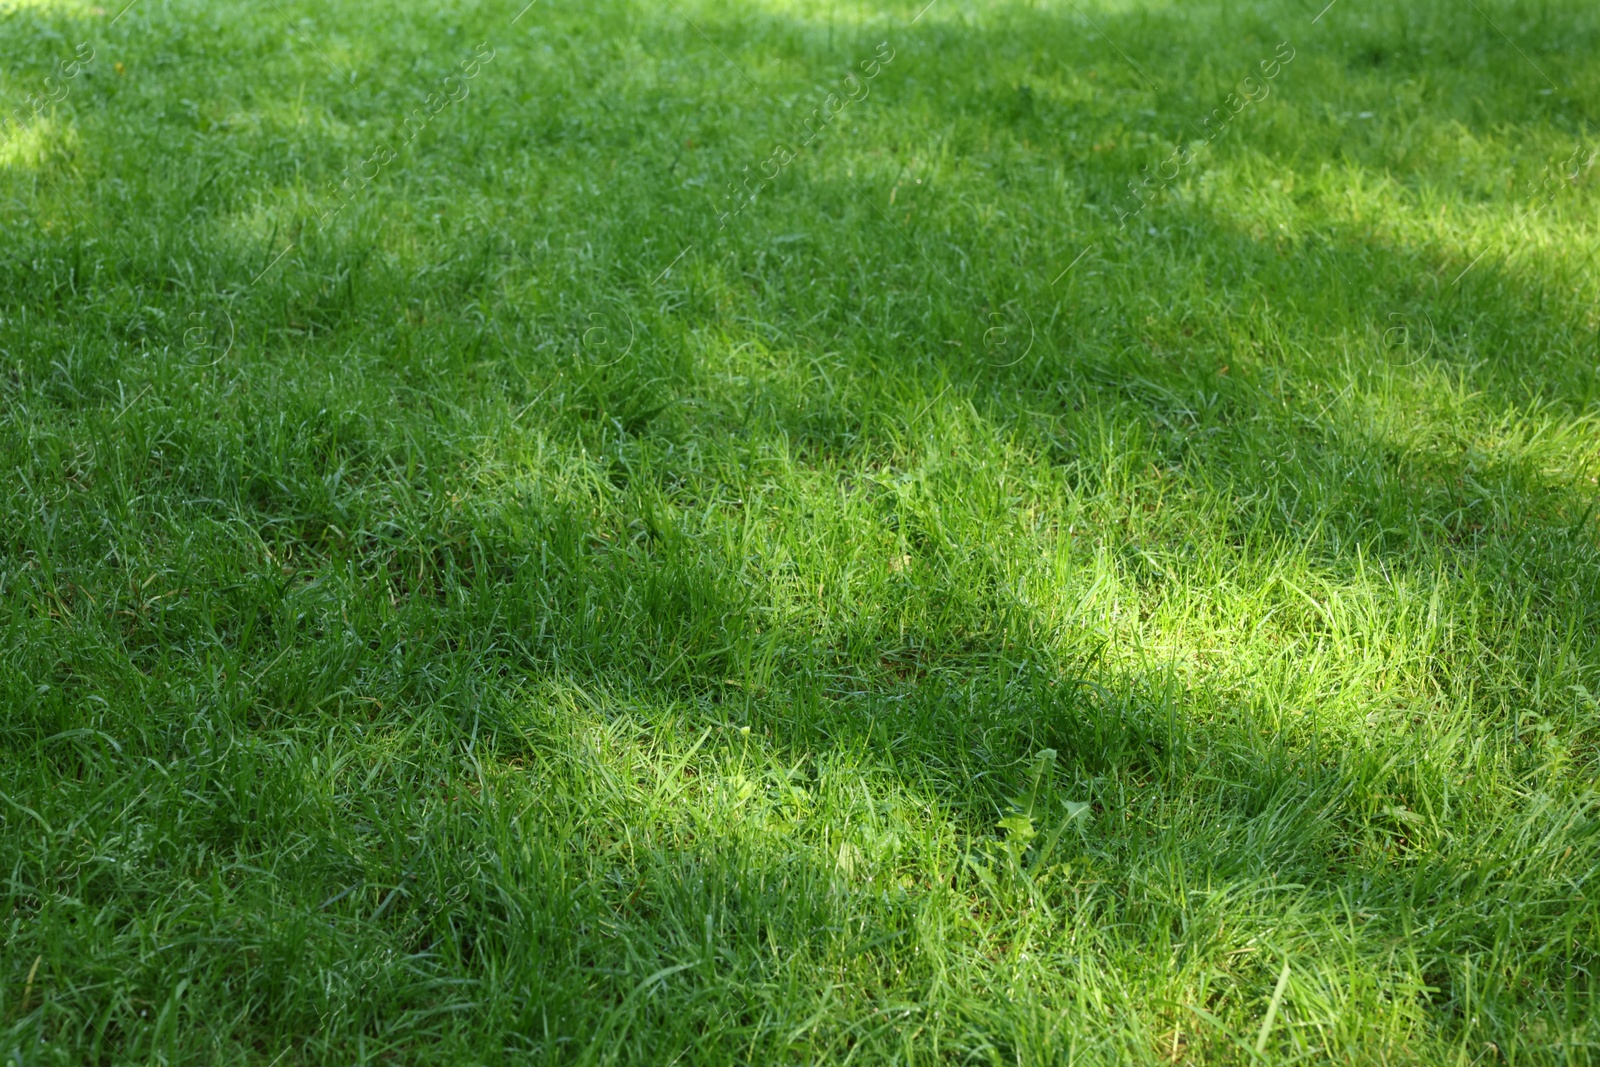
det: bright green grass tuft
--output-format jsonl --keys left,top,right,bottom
{"left": 2, "top": 0, "right": 1599, "bottom": 1062}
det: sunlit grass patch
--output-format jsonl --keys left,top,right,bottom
{"left": 0, "top": 114, "right": 74, "bottom": 168}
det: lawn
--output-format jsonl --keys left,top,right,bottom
{"left": 2, "top": 0, "right": 1599, "bottom": 1061}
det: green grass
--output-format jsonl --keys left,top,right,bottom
{"left": 2, "top": 0, "right": 1599, "bottom": 1061}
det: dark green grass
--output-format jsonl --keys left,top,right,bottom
{"left": 2, "top": 0, "right": 1599, "bottom": 1061}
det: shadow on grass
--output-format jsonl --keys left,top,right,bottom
{"left": 3, "top": 0, "right": 1600, "bottom": 1060}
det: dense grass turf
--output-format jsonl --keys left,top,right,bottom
{"left": 3, "top": 0, "right": 1600, "bottom": 1060}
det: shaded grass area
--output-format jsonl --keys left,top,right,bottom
{"left": 2, "top": 0, "right": 1599, "bottom": 1061}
